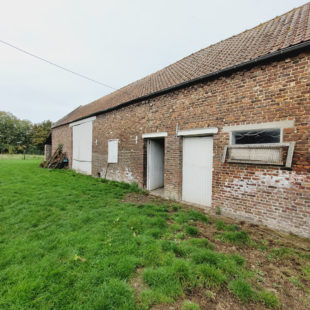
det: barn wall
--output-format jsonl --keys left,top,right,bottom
{"left": 92, "top": 51, "right": 310, "bottom": 237}
{"left": 53, "top": 51, "right": 310, "bottom": 237}
{"left": 51, "top": 124, "right": 72, "bottom": 168}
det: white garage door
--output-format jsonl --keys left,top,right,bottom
{"left": 182, "top": 136, "right": 213, "bottom": 206}
{"left": 72, "top": 121, "right": 92, "bottom": 175}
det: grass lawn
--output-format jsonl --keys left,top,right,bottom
{"left": 0, "top": 160, "right": 309, "bottom": 309}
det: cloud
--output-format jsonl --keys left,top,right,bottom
{"left": 0, "top": 0, "right": 307, "bottom": 123}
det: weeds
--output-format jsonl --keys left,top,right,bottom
{"left": 289, "top": 277, "right": 303, "bottom": 289}
{"left": 142, "top": 265, "right": 183, "bottom": 298}
{"left": 197, "top": 264, "right": 227, "bottom": 288}
{"left": 205, "top": 289, "right": 216, "bottom": 300}
{"left": 228, "top": 279, "right": 255, "bottom": 302}
{"left": 302, "top": 266, "right": 310, "bottom": 280}
{"left": 186, "top": 238, "right": 215, "bottom": 250}
{"left": 214, "top": 220, "right": 251, "bottom": 245}
{"left": 215, "top": 231, "right": 251, "bottom": 245}
{"left": 185, "top": 225, "right": 199, "bottom": 236}
{"left": 139, "top": 289, "right": 172, "bottom": 309}
{"left": 182, "top": 300, "right": 201, "bottom": 310}
{"left": 258, "top": 290, "right": 280, "bottom": 308}
{"left": 173, "top": 210, "right": 209, "bottom": 225}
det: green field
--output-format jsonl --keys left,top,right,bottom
{"left": 0, "top": 154, "right": 43, "bottom": 160}
{"left": 0, "top": 160, "right": 309, "bottom": 309}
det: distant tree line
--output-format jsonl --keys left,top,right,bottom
{"left": 0, "top": 111, "right": 52, "bottom": 154}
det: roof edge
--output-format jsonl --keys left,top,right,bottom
{"left": 52, "top": 40, "right": 310, "bottom": 129}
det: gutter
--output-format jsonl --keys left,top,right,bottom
{"left": 52, "top": 40, "right": 310, "bottom": 129}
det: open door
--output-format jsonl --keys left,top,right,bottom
{"left": 147, "top": 139, "right": 164, "bottom": 190}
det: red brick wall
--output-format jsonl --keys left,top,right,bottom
{"left": 53, "top": 51, "right": 310, "bottom": 237}
{"left": 51, "top": 125, "right": 72, "bottom": 168}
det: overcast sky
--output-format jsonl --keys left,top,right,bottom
{"left": 0, "top": 0, "right": 308, "bottom": 123}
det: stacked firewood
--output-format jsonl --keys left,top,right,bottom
{"left": 40, "top": 145, "right": 68, "bottom": 169}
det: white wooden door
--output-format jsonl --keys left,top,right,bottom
{"left": 72, "top": 121, "right": 92, "bottom": 175}
{"left": 147, "top": 139, "right": 164, "bottom": 190}
{"left": 182, "top": 136, "right": 213, "bottom": 206}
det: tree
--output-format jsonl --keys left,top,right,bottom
{"left": 30, "top": 120, "right": 52, "bottom": 151}
{"left": 0, "top": 111, "right": 51, "bottom": 154}
{"left": 0, "top": 112, "right": 31, "bottom": 153}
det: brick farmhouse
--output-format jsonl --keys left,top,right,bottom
{"left": 51, "top": 4, "right": 310, "bottom": 238}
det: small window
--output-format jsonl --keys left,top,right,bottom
{"left": 108, "top": 139, "right": 118, "bottom": 163}
{"left": 232, "top": 129, "right": 280, "bottom": 145}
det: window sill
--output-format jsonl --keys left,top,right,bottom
{"left": 222, "top": 142, "right": 295, "bottom": 168}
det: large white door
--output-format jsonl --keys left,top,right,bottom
{"left": 72, "top": 121, "right": 92, "bottom": 175}
{"left": 147, "top": 139, "right": 164, "bottom": 190}
{"left": 182, "top": 136, "right": 213, "bottom": 206}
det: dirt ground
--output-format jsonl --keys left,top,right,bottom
{"left": 123, "top": 192, "right": 310, "bottom": 310}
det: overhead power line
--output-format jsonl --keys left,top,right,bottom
{"left": 0, "top": 39, "right": 117, "bottom": 90}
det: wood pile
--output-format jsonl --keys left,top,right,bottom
{"left": 40, "top": 146, "right": 68, "bottom": 169}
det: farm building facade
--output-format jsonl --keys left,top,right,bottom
{"left": 51, "top": 4, "right": 310, "bottom": 238}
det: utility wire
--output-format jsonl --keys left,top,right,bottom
{"left": 0, "top": 39, "right": 117, "bottom": 90}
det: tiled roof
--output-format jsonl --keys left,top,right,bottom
{"left": 53, "top": 3, "right": 310, "bottom": 128}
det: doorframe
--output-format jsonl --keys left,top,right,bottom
{"left": 146, "top": 138, "right": 165, "bottom": 191}
{"left": 142, "top": 132, "right": 167, "bottom": 190}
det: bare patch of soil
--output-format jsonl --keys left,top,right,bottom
{"left": 123, "top": 192, "right": 168, "bottom": 205}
